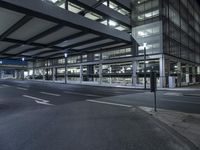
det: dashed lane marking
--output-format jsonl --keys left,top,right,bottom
{"left": 86, "top": 99, "right": 132, "bottom": 108}
{"left": 2, "top": 84, "right": 11, "bottom": 87}
{"left": 17, "top": 87, "right": 28, "bottom": 91}
{"left": 22, "top": 95, "right": 54, "bottom": 106}
{"left": 40, "top": 91, "right": 61, "bottom": 97}
{"left": 64, "top": 91, "right": 102, "bottom": 97}
{"left": 164, "top": 92, "right": 183, "bottom": 96}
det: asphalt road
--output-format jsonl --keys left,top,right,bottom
{"left": 0, "top": 79, "right": 199, "bottom": 150}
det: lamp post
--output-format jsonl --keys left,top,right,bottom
{"left": 64, "top": 53, "right": 68, "bottom": 84}
{"left": 143, "top": 43, "right": 147, "bottom": 89}
{"left": 21, "top": 57, "right": 25, "bottom": 80}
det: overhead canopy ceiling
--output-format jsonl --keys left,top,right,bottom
{"left": 0, "top": 0, "right": 133, "bottom": 60}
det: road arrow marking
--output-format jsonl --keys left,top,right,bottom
{"left": 23, "top": 95, "right": 54, "bottom": 106}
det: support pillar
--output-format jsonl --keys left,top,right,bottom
{"left": 177, "top": 62, "right": 182, "bottom": 87}
{"left": 42, "top": 68, "right": 45, "bottom": 81}
{"left": 33, "top": 62, "right": 35, "bottom": 80}
{"left": 198, "top": 66, "right": 200, "bottom": 74}
{"left": 165, "top": 59, "right": 170, "bottom": 87}
{"left": 185, "top": 64, "right": 189, "bottom": 84}
{"left": 99, "top": 63, "right": 102, "bottom": 84}
{"left": 21, "top": 70, "right": 25, "bottom": 80}
{"left": 0, "top": 70, "right": 4, "bottom": 79}
{"left": 159, "top": 57, "right": 166, "bottom": 88}
{"left": 14, "top": 70, "right": 17, "bottom": 79}
{"left": 52, "top": 68, "right": 56, "bottom": 82}
{"left": 80, "top": 65, "right": 83, "bottom": 83}
{"left": 64, "top": 57, "right": 67, "bottom": 84}
{"left": 132, "top": 61, "right": 137, "bottom": 86}
{"left": 192, "top": 66, "right": 196, "bottom": 83}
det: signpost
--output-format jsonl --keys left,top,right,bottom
{"left": 150, "top": 70, "right": 157, "bottom": 112}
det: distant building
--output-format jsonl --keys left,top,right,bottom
{"left": 0, "top": 59, "right": 27, "bottom": 79}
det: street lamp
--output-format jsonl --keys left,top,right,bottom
{"left": 64, "top": 53, "right": 68, "bottom": 84}
{"left": 21, "top": 57, "right": 25, "bottom": 80}
{"left": 143, "top": 43, "right": 147, "bottom": 89}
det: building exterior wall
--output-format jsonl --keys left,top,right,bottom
{"left": 26, "top": 0, "right": 200, "bottom": 88}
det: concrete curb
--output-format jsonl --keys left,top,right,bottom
{"left": 138, "top": 107, "right": 200, "bottom": 150}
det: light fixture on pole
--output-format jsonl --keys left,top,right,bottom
{"left": 143, "top": 43, "right": 147, "bottom": 89}
{"left": 64, "top": 53, "right": 68, "bottom": 58}
{"left": 64, "top": 52, "right": 68, "bottom": 84}
{"left": 22, "top": 57, "right": 25, "bottom": 61}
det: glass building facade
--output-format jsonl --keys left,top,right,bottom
{"left": 26, "top": 0, "right": 200, "bottom": 88}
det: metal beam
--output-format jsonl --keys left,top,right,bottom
{"left": 76, "top": 41, "right": 118, "bottom": 52}
{"left": 63, "top": 37, "right": 105, "bottom": 49}
{"left": 0, "top": 0, "right": 131, "bottom": 43}
{"left": 30, "top": 37, "right": 107, "bottom": 57}
{"left": 12, "top": 31, "right": 89, "bottom": 56}
{"left": 68, "top": 0, "right": 130, "bottom": 27}
{"left": 48, "top": 31, "right": 86, "bottom": 46}
{"left": 33, "top": 49, "right": 64, "bottom": 57}
{"left": 0, "top": 38, "right": 63, "bottom": 51}
{"left": 0, "top": 15, "right": 33, "bottom": 41}
{"left": 0, "top": 44, "right": 21, "bottom": 54}
{"left": 26, "top": 25, "right": 63, "bottom": 44}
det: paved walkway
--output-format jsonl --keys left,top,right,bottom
{"left": 140, "top": 107, "right": 200, "bottom": 149}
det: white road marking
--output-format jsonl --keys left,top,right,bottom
{"left": 161, "top": 99, "right": 200, "bottom": 105}
{"left": 35, "top": 100, "right": 54, "bottom": 106}
{"left": 86, "top": 99, "right": 132, "bottom": 108}
{"left": 17, "top": 87, "right": 28, "bottom": 91}
{"left": 184, "top": 94, "right": 200, "bottom": 97}
{"left": 113, "top": 91, "right": 124, "bottom": 94}
{"left": 2, "top": 84, "right": 11, "bottom": 87}
{"left": 22, "top": 95, "right": 54, "bottom": 106}
{"left": 164, "top": 92, "right": 183, "bottom": 96}
{"left": 40, "top": 91, "right": 60, "bottom": 97}
{"left": 64, "top": 91, "right": 101, "bottom": 97}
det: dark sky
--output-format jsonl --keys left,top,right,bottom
{"left": 197, "top": 0, "right": 200, "bottom": 5}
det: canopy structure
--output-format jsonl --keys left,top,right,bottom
{"left": 0, "top": 0, "right": 133, "bottom": 60}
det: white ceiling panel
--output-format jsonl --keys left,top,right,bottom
{"left": 6, "top": 45, "right": 34, "bottom": 55}
{"left": 56, "top": 34, "right": 99, "bottom": 47}
{"left": 8, "top": 18, "right": 57, "bottom": 41}
{"left": 23, "top": 48, "right": 54, "bottom": 56}
{"left": 0, "top": 41, "right": 14, "bottom": 51}
{"left": 35, "top": 26, "right": 80, "bottom": 44}
{"left": 0, "top": 8, "right": 24, "bottom": 35}
{"left": 74, "top": 39, "right": 114, "bottom": 50}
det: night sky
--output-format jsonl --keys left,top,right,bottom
{"left": 197, "top": 0, "right": 200, "bottom": 5}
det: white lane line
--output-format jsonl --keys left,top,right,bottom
{"left": 113, "top": 91, "right": 124, "bottom": 94}
{"left": 86, "top": 99, "right": 132, "bottom": 108}
{"left": 184, "top": 94, "right": 200, "bottom": 97}
{"left": 64, "top": 91, "right": 101, "bottom": 97}
{"left": 161, "top": 99, "right": 200, "bottom": 105}
{"left": 40, "top": 91, "right": 60, "bottom": 97}
{"left": 17, "top": 87, "right": 28, "bottom": 91}
{"left": 164, "top": 92, "right": 183, "bottom": 96}
{"left": 2, "top": 84, "right": 11, "bottom": 87}
{"left": 22, "top": 95, "right": 54, "bottom": 106}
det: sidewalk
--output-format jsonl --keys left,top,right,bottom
{"left": 140, "top": 107, "right": 200, "bottom": 149}
{"left": 9, "top": 79, "right": 200, "bottom": 91}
